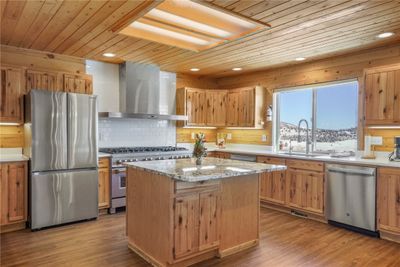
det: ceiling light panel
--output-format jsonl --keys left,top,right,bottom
{"left": 118, "top": 0, "right": 269, "bottom": 52}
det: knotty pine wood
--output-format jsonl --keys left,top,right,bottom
{"left": 1, "top": 208, "right": 400, "bottom": 266}
{"left": 0, "top": 126, "right": 23, "bottom": 148}
{"left": 176, "top": 128, "right": 217, "bottom": 144}
{"left": 217, "top": 44, "right": 400, "bottom": 151}
{"left": 2, "top": 1, "right": 400, "bottom": 75}
{"left": 377, "top": 167, "right": 400, "bottom": 242}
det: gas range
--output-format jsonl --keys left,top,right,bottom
{"left": 99, "top": 146, "right": 192, "bottom": 214}
{"left": 99, "top": 146, "right": 192, "bottom": 167}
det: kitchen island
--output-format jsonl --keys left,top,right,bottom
{"left": 125, "top": 158, "right": 286, "bottom": 267}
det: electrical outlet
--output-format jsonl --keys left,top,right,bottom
{"left": 191, "top": 132, "right": 195, "bottom": 139}
{"left": 99, "top": 132, "right": 104, "bottom": 141}
{"left": 227, "top": 133, "right": 232, "bottom": 140}
{"left": 371, "top": 136, "right": 383, "bottom": 145}
{"left": 262, "top": 134, "right": 267, "bottom": 142}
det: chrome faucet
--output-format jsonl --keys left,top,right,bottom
{"left": 297, "top": 119, "right": 311, "bottom": 154}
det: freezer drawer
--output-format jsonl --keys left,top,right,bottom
{"left": 67, "top": 93, "right": 98, "bottom": 169}
{"left": 30, "top": 169, "right": 98, "bottom": 230}
{"left": 30, "top": 90, "right": 68, "bottom": 172}
{"left": 326, "top": 164, "right": 376, "bottom": 232}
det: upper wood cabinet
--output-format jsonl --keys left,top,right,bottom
{"left": 177, "top": 86, "right": 265, "bottom": 128}
{"left": 0, "top": 66, "right": 24, "bottom": 123}
{"left": 226, "top": 91, "right": 240, "bottom": 126}
{"left": 26, "top": 69, "right": 61, "bottom": 93}
{"left": 206, "top": 90, "right": 227, "bottom": 126}
{"left": 64, "top": 74, "right": 93, "bottom": 94}
{"left": 365, "top": 64, "right": 400, "bottom": 125}
{"left": 0, "top": 162, "right": 27, "bottom": 228}
{"left": 377, "top": 167, "right": 400, "bottom": 238}
{"left": 185, "top": 88, "right": 207, "bottom": 126}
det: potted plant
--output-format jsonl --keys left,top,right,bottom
{"left": 193, "top": 133, "right": 207, "bottom": 165}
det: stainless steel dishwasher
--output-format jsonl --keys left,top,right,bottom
{"left": 326, "top": 164, "right": 377, "bottom": 236}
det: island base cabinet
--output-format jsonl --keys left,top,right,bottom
{"left": 378, "top": 168, "right": 400, "bottom": 243}
{"left": 173, "top": 189, "right": 220, "bottom": 259}
{"left": 126, "top": 168, "right": 260, "bottom": 267}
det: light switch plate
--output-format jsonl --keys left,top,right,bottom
{"left": 371, "top": 136, "right": 383, "bottom": 145}
{"left": 262, "top": 134, "right": 267, "bottom": 142}
{"left": 191, "top": 132, "right": 195, "bottom": 139}
{"left": 227, "top": 133, "right": 232, "bottom": 140}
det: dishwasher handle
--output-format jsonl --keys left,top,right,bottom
{"left": 327, "top": 166, "right": 375, "bottom": 176}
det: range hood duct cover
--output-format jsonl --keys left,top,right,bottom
{"left": 99, "top": 62, "right": 187, "bottom": 121}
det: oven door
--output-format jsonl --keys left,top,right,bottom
{"left": 112, "top": 168, "right": 126, "bottom": 198}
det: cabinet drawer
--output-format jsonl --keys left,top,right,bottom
{"left": 287, "top": 159, "right": 324, "bottom": 172}
{"left": 175, "top": 180, "right": 220, "bottom": 194}
{"left": 98, "top": 157, "right": 110, "bottom": 169}
{"left": 257, "top": 156, "right": 285, "bottom": 165}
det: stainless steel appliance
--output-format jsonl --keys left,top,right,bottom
{"left": 99, "top": 146, "right": 191, "bottom": 213}
{"left": 230, "top": 154, "right": 257, "bottom": 162}
{"left": 99, "top": 63, "right": 187, "bottom": 121}
{"left": 25, "top": 90, "right": 98, "bottom": 230}
{"left": 389, "top": 136, "right": 400, "bottom": 161}
{"left": 326, "top": 164, "right": 377, "bottom": 235}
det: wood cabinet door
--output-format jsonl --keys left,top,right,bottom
{"left": 186, "top": 89, "right": 207, "bottom": 126}
{"left": 26, "top": 70, "right": 60, "bottom": 93}
{"left": 287, "top": 169, "right": 324, "bottom": 214}
{"left": 63, "top": 74, "right": 93, "bottom": 94}
{"left": 378, "top": 168, "right": 400, "bottom": 233}
{"left": 98, "top": 167, "right": 110, "bottom": 209}
{"left": 199, "top": 189, "right": 220, "bottom": 251}
{"left": 6, "top": 163, "right": 26, "bottom": 223}
{"left": 238, "top": 88, "right": 255, "bottom": 127}
{"left": 260, "top": 171, "right": 286, "bottom": 205}
{"left": 365, "top": 70, "right": 396, "bottom": 124}
{"left": 206, "top": 90, "right": 227, "bottom": 126}
{"left": 0, "top": 66, "right": 24, "bottom": 123}
{"left": 226, "top": 91, "right": 240, "bottom": 126}
{"left": 173, "top": 194, "right": 199, "bottom": 258}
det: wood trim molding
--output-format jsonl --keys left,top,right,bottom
{"left": 111, "top": 0, "right": 164, "bottom": 33}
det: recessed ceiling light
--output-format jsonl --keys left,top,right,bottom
{"left": 190, "top": 68, "right": 200, "bottom": 72}
{"left": 103, "top": 53, "right": 116, "bottom": 58}
{"left": 377, "top": 32, "right": 394, "bottom": 39}
{"left": 295, "top": 57, "right": 306, "bottom": 61}
{"left": 232, "top": 67, "right": 242, "bottom": 71}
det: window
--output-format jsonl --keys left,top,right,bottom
{"left": 273, "top": 80, "right": 358, "bottom": 153}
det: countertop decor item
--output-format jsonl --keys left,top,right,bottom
{"left": 193, "top": 133, "right": 207, "bottom": 165}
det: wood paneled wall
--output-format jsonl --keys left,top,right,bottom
{"left": 215, "top": 44, "right": 400, "bottom": 151}
{"left": 0, "top": 45, "right": 86, "bottom": 148}
{"left": 0, "top": 126, "right": 24, "bottom": 148}
{"left": 176, "top": 128, "right": 217, "bottom": 143}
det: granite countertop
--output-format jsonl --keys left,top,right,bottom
{"left": 177, "top": 143, "right": 400, "bottom": 168}
{"left": 0, "top": 154, "right": 29, "bottom": 163}
{"left": 125, "top": 158, "right": 287, "bottom": 182}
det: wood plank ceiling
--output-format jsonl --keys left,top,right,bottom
{"left": 1, "top": 0, "right": 400, "bottom": 77}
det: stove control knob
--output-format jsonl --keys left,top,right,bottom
{"left": 133, "top": 159, "right": 138, "bottom": 162}
{"left": 116, "top": 160, "right": 122, "bottom": 164}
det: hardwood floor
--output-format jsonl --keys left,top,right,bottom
{"left": 1, "top": 208, "right": 399, "bottom": 267}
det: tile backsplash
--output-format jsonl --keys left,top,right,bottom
{"left": 98, "top": 118, "right": 176, "bottom": 148}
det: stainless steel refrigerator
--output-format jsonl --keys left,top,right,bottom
{"left": 24, "top": 89, "right": 98, "bottom": 230}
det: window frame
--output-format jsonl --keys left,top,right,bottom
{"left": 273, "top": 79, "right": 359, "bottom": 153}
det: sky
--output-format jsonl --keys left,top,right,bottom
{"left": 279, "top": 81, "right": 358, "bottom": 130}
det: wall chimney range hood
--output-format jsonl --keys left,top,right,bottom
{"left": 99, "top": 62, "right": 187, "bottom": 121}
